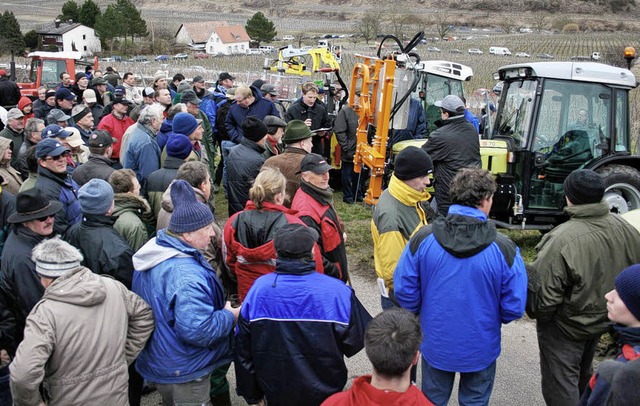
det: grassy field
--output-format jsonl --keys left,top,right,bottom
{"left": 214, "top": 185, "right": 542, "bottom": 281}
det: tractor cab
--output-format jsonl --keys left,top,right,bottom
{"left": 488, "top": 62, "right": 640, "bottom": 229}
{"left": 412, "top": 60, "right": 473, "bottom": 136}
{"left": 19, "top": 51, "right": 93, "bottom": 98}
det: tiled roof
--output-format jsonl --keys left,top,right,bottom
{"left": 36, "top": 21, "right": 83, "bottom": 35}
{"left": 177, "top": 21, "right": 229, "bottom": 44}
{"left": 214, "top": 25, "right": 251, "bottom": 44}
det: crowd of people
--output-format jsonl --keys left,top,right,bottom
{"left": 0, "top": 68, "right": 638, "bottom": 406}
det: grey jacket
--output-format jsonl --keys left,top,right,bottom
{"left": 10, "top": 267, "right": 154, "bottom": 405}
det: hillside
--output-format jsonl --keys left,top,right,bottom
{"left": 5, "top": 0, "right": 640, "bottom": 33}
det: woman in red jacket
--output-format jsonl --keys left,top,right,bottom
{"left": 223, "top": 167, "right": 322, "bottom": 302}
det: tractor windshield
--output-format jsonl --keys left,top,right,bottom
{"left": 528, "top": 79, "right": 613, "bottom": 210}
{"left": 493, "top": 79, "right": 536, "bottom": 148}
{"left": 420, "top": 73, "right": 466, "bottom": 135}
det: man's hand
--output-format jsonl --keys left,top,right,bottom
{"left": 224, "top": 301, "right": 241, "bottom": 320}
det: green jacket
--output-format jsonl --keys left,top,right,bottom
{"left": 526, "top": 202, "right": 640, "bottom": 340}
{"left": 112, "top": 193, "right": 155, "bottom": 252}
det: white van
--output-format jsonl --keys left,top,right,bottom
{"left": 259, "top": 46, "right": 274, "bottom": 53}
{"left": 317, "top": 40, "right": 329, "bottom": 48}
{"left": 489, "top": 46, "right": 511, "bottom": 56}
{"left": 592, "top": 52, "right": 601, "bottom": 60}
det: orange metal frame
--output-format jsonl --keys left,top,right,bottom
{"left": 351, "top": 55, "right": 397, "bottom": 205}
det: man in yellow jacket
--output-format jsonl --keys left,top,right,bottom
{"left": 371, "top": 146, "right": 434, "bottom": 309}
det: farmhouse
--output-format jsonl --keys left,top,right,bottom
{"left": 36, "top": 20, "right": 101, "bottom": 56}
{"left": 174, "top": 21, "right": 229, "bottom": 50}
{"left": 205, "top": 25, "right": 251, "bottom": 55}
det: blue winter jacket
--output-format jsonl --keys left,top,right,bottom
{"left": 225, "top": 86, "right": 280, "bottom": 144}
{"left": 390, "top": 98, "right": 427, "bottom": 145}
{"left": 464, "top": 109, "right": 480, "bottom": 133}
{"left": 132, "top": 229, "right": 235, "bottom": 384}
{"left": 235, "top": 258, "right": 371, "bottom": 405}
{"left": 394, "top": 205, "right": 527, "bottom": 372}
{"left": 35, "top": 167, "right": 82, "bottom": 235}
{"left": 156, "top": 119, "right": 173, "bottom": 151}
{"left": 123, "top": 122, "right": 161, "bottom": 185}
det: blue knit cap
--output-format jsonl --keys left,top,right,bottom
{"left": 615, "top": 264, "right": 640, "bottom": 321}
{"left": 166, "top": 134, "right": 193, "bottom": 160}
{"left": 78, "top": 179, "right": 114, "bottom": 215}
{"left": 168, "top": 180, "right": 213, "bottom": 233}
{"left": 172, "top": 112, "right": 200, "bottom": 137}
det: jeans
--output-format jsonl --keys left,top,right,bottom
{"left": 341, "top": 161, "right": 366, "bottom": 203}
{"left": 221, "top": 140, "right": 236, "bottom": 196}
{"left": 421, "top": 357, "right": 496, "bottom": 406}
{"left": 156, "top": 374, "right": 211, "bottom": 406}
{"left": 536, "top": 320, "right": 599, "bottom": 406}
{"left": 0, "top": 364, "right": 11, "bottom": 406}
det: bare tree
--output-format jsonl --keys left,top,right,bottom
{"left": 357, "top": 12, "right": 380, "bottom": 44}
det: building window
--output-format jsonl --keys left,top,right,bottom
{"left": 82, "top": 34, "right": 86, "bottom": 40}
{"left": 84, "top": 46, "right": 87, "bottom": 51}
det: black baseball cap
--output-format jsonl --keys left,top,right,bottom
{"left": 297, "top": 153, "right": 333, "bottom": 175}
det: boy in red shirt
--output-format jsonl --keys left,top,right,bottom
{"left": 322, "top": 308, "right": 434, "bottom": 406}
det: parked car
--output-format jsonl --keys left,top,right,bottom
{"left": 111, "top": 55, "right": 123, "bottom": 62}
{"left": 173, "top": 53, "right": 189, "bottom": 60}
{"left": 515, "top": 52, "right": 530, "bottom": 58}
{"left": 246, "top": 48, "right": 262, "bottom": 55}
{"left": 129, "top": 55, "right": 148, "bottom": 62}
{"left": 282, "top": 35, "right": 295, "bottom": 41}
{"left": 194, "top": 52, "right": 209, "bottom": 59}
{"left": 155, "top": 55, "right": 169, "bottom": 61}
{"left": 450, "top": 48, "right": 463, "bottom": 54}
{"left": 427, "top": 46, "right": 441, "bottom": 52}
{"left": 468, "top": 48, "right": 483, "bottom": 55}
{"left": 537, "top": 53, "right": 554, "bottom": 59}
{"left": 101, "top": 57, "right": 115, "bottom": 62}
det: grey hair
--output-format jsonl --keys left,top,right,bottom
{"left": 138, "top": 103, "right": 165, "bottom": 125}
{"left": 25, "top": 118, "right": 44, "bottom": 135}
{"left": 32, "top": 236, "right": 84, "bottom": 267}
{"left": 167, "top": 103, "right": 187, "bottom": 120}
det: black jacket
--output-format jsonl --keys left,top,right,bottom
{"left": 0, "top": 77, "right": 20, "bottom": 108}
{"left": 146, "top": 155, "right": 183, "bottom": 216}
{"left": 285, "top": 98, "right": 331, "bottom": 155}
{"left": 235, "top": 258, "right": 371, "bottom": 405}
{"left": 422, "top": 115, "right": 481, "bottom": 216}
{"left": 0, "top": 191, "right": 15, "bottom": 258}
{"left": 227, "top": 139, "right": 265, "bottom": 216}
{"left": 71, "top": 154, "right": 119, "bottom": 187}
{"left": 35, "top": 103, "right": 54, "bottom": 120}
{"left": 333, "top": 105, "right": 359, "bottom": 162}
{"left": 0, "top": 226, "right": 48, "bottom": 355}
{"left": 64, "top": 214, "right": 134, "bottom": 288}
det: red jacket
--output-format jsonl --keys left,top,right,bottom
{"left": 223, "top": 200, "right": 323, "bottom": 302}
{"left": 291, "top": 183, "right": 348, "bottom": 283}
{"left": 97, "top": 113, "right": 134, "bottom": 159}
{"left": 321, "top": 375, "right": 434, "bottom": 406}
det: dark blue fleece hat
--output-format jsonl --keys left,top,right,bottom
{"left": 168, "top": 180, "right": 213, "bottom": 233}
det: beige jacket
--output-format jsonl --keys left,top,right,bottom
{"left": 0, "top": 137, "right": 23, "bottom": 195}
{"left": 10, "top": 267, "right": 154, "bottom": 406}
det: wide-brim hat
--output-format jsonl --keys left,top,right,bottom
{"left": 8, "top": 189, "right": 63, "bottom": 223}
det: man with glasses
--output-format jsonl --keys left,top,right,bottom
{"left": 0, "top": 188, "right": 62, "bottom": 363}
{"left": 34, "top": 138, "right": 82, "bottom": 234}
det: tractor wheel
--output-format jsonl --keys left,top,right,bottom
{"left": 597, "top": 165, "right": 640, "bottom": 214}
